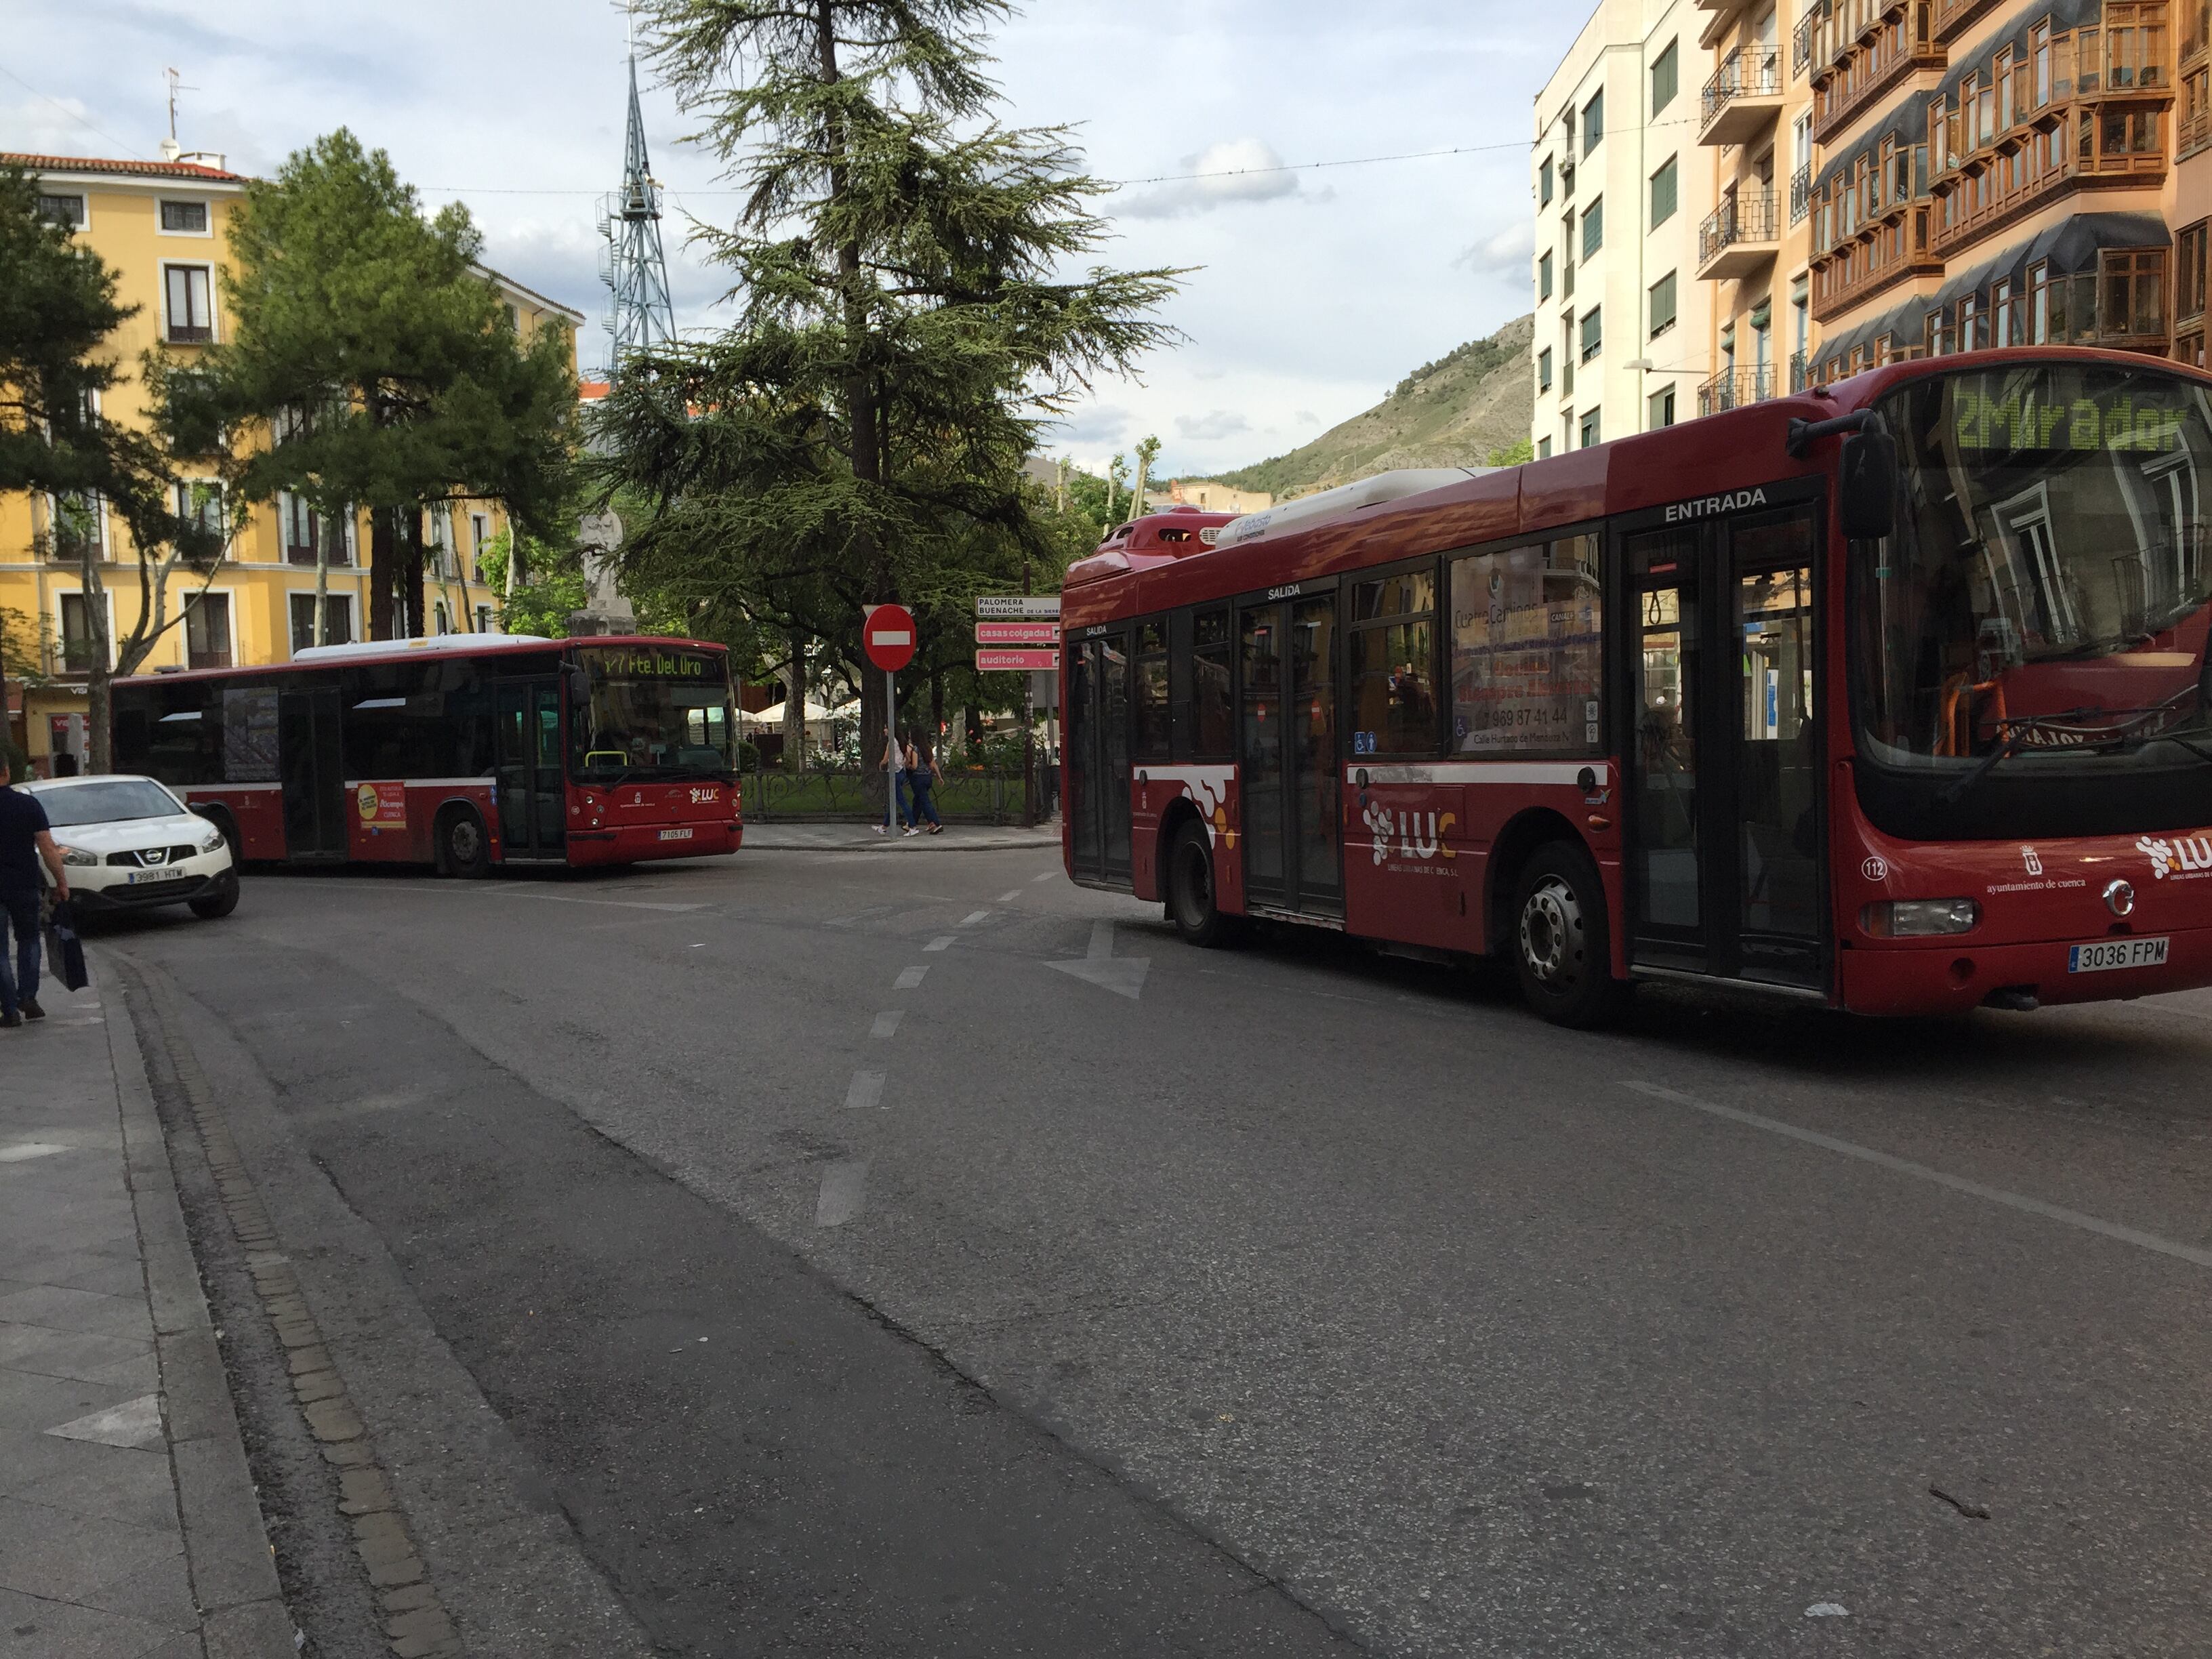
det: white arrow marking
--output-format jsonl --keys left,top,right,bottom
{"left": 816, "top": 1160, "right": 867, "bottom": 1227}
{"left": 1047, "top": 918, "right": 1150, "bottom": 1000}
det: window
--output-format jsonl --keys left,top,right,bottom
{"left": 158, "top": 199, "right": 209, "bottom": 234}
{"left": 1650, "top": 157, "right": 1677, "bottom": 228}
{"left": 1538, "top": 347, "right": 1554, "bottom": 390}
{"left": 1538, "top": 251, "right": 1553, "bottom": 299}
{"left": 339, "top": 661, "right": 498, "bottom": 781}
{"left": 1580, "top": 305, "right": 1603, "bottom": 363}
{"left": 59, "top": 593, "right": 103, "bottom": 672}
{"left": 37, "top": 192, "right": 84, "bottom": 228}
{"left": 1450, "top": 536, "right": 1602, "bottom": 755}
{"left": 184, "top": 594, "right": 232, "bottom": 670}
{"left": 282, "top": 493, "right": 323, "bottom": 565}
{"left": 1649, "top": 271, "right": 1677, "bottom": 336}
{"left": 1540, "top": 157, "right": 1555, "bottom": 205}
{"left": 290, "top": 592, "right": 356, "bottom": 655}
{"left": 1582, "top": 197, "right": 1603, "bottom": 260}
{"left": 1538, "top": 437, "right": 1553, "bottom": 458}
{"left": 476, "top": 603, "right": 495, "bottom": 633}
{"left": 1190, "top": 607, "right": 1231, "bottom": 756}
{"left": 1349, "top": 570, "right": 1439, "bottom": 756}
{"left": 1652, "top": 41, "right": 1678, "bottom": 112}
{"left": 1650, "top": 385, "right": 1677, "bottom": 428}
{"left": 1580, "top": 408, "right": 1603, "bottom": 447}
{"left": 164, "top": 264, "right": 213, "bottom": 342}
{"left": 470, "top": 513, "right": 491, "bottom": 581}
{"left": 1133, "top": 619, "right": 1169, "bottom": 757}
{"left": 50, "top": 493, "right": 103, "bottom": 562}
{"left": 1583, "top": 87, "right": 1605, "bottom": 152}
{"left": 175, "top": 480, "right": 224, "bottom": 555}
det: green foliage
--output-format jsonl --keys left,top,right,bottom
{"left": 1486, "top": 436, "right": 1534, "bottom": 466}
{"left": 597, "top": 0, "right": 1184, "bottom": 762}
{"left": 472, "top": 529, "right": 592, "bottom": 638}
{"left": 0, "top": 607, "right": 56, "bottom": 688}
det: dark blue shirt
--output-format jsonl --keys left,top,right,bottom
{"left": 0, "top": 785, "right": 51, "bottom": 898}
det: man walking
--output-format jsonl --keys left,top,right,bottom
{"left": 0, "top": 752, "right": 70, "bottom": 1027}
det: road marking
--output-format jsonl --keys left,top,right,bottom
{"left": 490, "top": 890, "right": 708, "bottom": 914}
{"left": 924, "top": 936, "right": 956, "bottom": 951}
{"left": 1031, "top": 872, "right": 1056, "bottom": 883}
{"left": 870, "top": 1010, "right": 903, "bottom": 1039}
{"left": 960, "top": 910, "right": 991, "bottom": 926}
{"left": 1048, "top": 919, "right": 1150, "bottom": 1000}
{"left": 815, "top": 1159, "right": 867, "bottom": 1227}
{"left": 844, "top": 1071, "right": 885, "bottom": 1111}
{"left": 997, "top": 890, "right": 1023, "bottom": 903}
{"left": 0, "top": 1143, "right": 72, "bottom": 1163}
{"left": 894, "top": 966, "right": 928, "bottom": 989}
{"left": 1088, "top": 920, "right": 1112, "bottom": 959}
{"left": 1622, "top": 1081, "right": 2212, "bottom": 1271}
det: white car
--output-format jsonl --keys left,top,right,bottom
{"left": 22, "top": 774, "right": 240, "bottom": 920}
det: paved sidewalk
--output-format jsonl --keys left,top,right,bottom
{"left": 0, "top": 961, "right": 290, "bottom": 1658}
{"left": 741, "top": 819, "right": 1062, "bottom": 851}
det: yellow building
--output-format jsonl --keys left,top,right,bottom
{"left": 1, "top": 150, "right": 584, "bottom": 775}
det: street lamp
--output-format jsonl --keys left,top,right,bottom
{"left": 1624, "top": 359, "right": 1654, "bottom": 431}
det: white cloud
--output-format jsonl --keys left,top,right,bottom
{"left": 1175, "top": 409, "right": 1252, "bottom": 442}
{"left": 1118, "top": 138, "right": 1301, "bottom": 220}
{"left": 1295, "top": 409, "right": 1320, "bottom": 426}
{"left": 1453, "top": 218, "right": 1535, "bottom": 279}
{"left": 1049, "top": 404, "right": 1135, "bottom": 447}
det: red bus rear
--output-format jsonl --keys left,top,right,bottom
{"left": 1059, "top": 351, "right": 2212, "bottom": 1023}
{"left": 111, "top": 634, "right": 743, "bottom": 874}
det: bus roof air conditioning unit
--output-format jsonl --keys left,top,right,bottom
{"left": 1213, "top": 468, "right": 1498, "bottom": 550}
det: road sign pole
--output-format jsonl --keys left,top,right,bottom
{"left": 1021, "top": 565, "right": 1035, "bottom": 829}
{"left": 885, "top": 665, "right": 895, "bottom": 825}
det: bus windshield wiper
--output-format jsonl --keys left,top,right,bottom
{"left": 1936, "top": 709, "right": 2113, "bottom": 806}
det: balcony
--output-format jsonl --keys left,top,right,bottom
{"left": 1812, "top": 201, "right": 1941, "bottom": 323}
{"left": 1790, "top": 162, "right": 1812, "bottom": 223}
{"left": 1811, "top": 0, "right": 1944, "bottom": 144}
{"left": 1701, "top": 47, "right": 1784, "bottom": 144}
{"left": 1793, "top": 0, "right": 1830, "bottom": 77}
{"left": 1929, "top": 115, "right": 2168, "bottom": 260}
{"left": 1933, "top": 0, "right": 2003, "bottom": 46}
{"left": 1789, "top": 350, "right": 1811, "bottom": 392}
{"left": 1698, "top": 366, "right": 1777, "bottom": 417}
{"left": 1697, "top": 190, "right": 1781, "bottom": 279}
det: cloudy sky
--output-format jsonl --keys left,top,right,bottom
{"left": 4, "top": 1, "right": 1580, "bottom": 478}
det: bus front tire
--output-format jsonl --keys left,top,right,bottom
{"left": 1511, "top": 842, "right": 1630, "bottom": 1029}
{"left": 441, "top": 808, "right": 491, "bottom": 879}
{"left": 1168, "top": 821, "right": 1238, "bottom": 947}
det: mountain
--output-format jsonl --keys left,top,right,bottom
{"left": 1206, "top": 313, "right": 1534, "bottom": 501}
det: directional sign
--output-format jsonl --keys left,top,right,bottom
{"left": 863, "top": 603, "right": 916, "bottom": 672}
{"left": 976, "top": 596, "right": 1061, "bottom": 619}
{"left": 975, "top": 649, "right": 1059, "bottom": 672}
{"left": 975, "top": 621, "right": 1059, "bottom": 645}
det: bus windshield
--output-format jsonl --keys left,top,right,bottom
{"left": 569, "top": 644, "right": 736, "bottom": 783}
{"left": 1854, "top": 361, "right": 2212, "bottom": 834}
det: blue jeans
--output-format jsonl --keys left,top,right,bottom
{"left": 0, "top": 890, "right": 39, "bottom": 1016}
{"left": 884, "top": 769, "right": 911, "bottom": 829}
{"left": 909, "top": 775, "right": 941, "bottom": 827}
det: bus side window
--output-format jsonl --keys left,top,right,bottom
{"left": 1133, "top": 619, "right": 1170, "bottom": 759}
{"left": 1191, "top": 607, "right": 1232, "bottom": 758}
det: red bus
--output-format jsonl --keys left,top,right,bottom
{"left": 1059, "top": 350, "right": 2212, "bottom": 1024}
{"left": 112, "top": 633, "right": 743, "bottom": 875}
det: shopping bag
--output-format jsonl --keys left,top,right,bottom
{"left": 43, "top": 899, "right": 89, "bottom": 994}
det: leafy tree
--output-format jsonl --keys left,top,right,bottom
{"left": 596, "top": 0, "right": 1183, "bottom": 792}
{"left": 161, "top": 131, "right": 579, "bottom": 643}
{"left": 1486, "top": 436, "right": 1534, "bottom": 466}
{"left": 474, "top": 529, "right": 592, "bottom": 639}
{"left": 1130, "top": 433, "right": 1161, "bottom": 514}
{"left": 0, "top": 165, "right": 221, "bottom": 769}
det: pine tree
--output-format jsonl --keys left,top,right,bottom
{"left": 594, "top": 0, "right": 1183, "bottom": 787}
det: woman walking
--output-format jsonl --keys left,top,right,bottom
{"left": 878, "top": 728, "right": 911, "bottom": 836}
{"left": 905, "top": 736, "right": 943, "bottom": 835}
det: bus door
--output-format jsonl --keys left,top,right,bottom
{"left": 1237, "top": 590, "right": 1341, "bottom": 916}
{"left": 277, "top": 686, "right": 344, "bottom": 859}
{"left": 1065, "top": 630, "right": 1132, "bottom": 884}
{"left": 495, "top": 680, "right": 567, "bottom": 859}
{"left": 1624, "top": 503, "right": 1825, "bottom": 987}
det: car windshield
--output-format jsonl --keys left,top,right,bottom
{"left": 35, "top": 779, "right": 186, "bottom": 825}
{"left": 569, "top": 645, "right": 737, "bottom": 782}
{"left": 1858, "top": 362, "right": 2212, "bottom": 781}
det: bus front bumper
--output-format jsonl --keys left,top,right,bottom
{"left": 559, "top": 819, "right": 743, "bottom": 866}
{"left": 1838, "top": 925, "right": 2212, "bottom": 1016}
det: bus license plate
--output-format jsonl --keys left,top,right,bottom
{"left": 2068, "top": 937, "right": 2169, "bottom": 973}
{"left": 125, "top": 867, "right": 186, "bottom": 884}
{"left": 658, "top": 827, "right": 694, "bottom": 842}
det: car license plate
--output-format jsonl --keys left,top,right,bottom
{"left": 2068, "top": 936, "right": 2169, "bottom": 973}
{"left": 125, "top": 867, "right": 186, "bottom": 884}
{"left": 658, "top": 827, "right": 694, "bottom": 842}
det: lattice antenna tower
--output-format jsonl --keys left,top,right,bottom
{"left": 598, "top": 46, "right": 677, "bottom": 372}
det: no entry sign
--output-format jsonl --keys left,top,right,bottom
{"left": 863, "top": 603, "right": 917, "bottom": 672}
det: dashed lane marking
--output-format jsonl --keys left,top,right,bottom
{"left": 894, "top": 966, "right": 928, "bottom": 989}
{"left": 996, "top": 890, "right": 1023, "bottom": 903}
{"left": 870, "top": 1010, "right": 903, "bottom": 1039}
{"left": 924, "top": 936, "right": 956, "bottom": 952}
{"left": 815, "top": 1159, "right": 867, "bottom": 1227}
{"left": 1622, "top": 1080, "right": 2212, "bottom": 1271}
{"left": 959, "top": 910, "right": 991, "bottom": 927}
{"left": 844, "top": 1071, "right": 886, "bottom": 1111}
{"left": 1031, "top": 872, "right": 1056, "bottom": 883}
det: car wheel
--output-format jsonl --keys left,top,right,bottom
{"left": 1167, "top": 821, "right": 1239, "bottom": 947}
{"left": 1511, "top": 841, "right": 1631, "bottom": 1028}
{"left": 441, "top": 807, "right": 491, "bottom": 878}
{"left": 188, "top": 869, "right": 240, "bottom": 920}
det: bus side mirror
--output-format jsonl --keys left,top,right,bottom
{"left": 567, "top": 666, "right": 592, "bottom": 706}
{"left": 1838, "top": 427, "right": 1898, "bottom": 541}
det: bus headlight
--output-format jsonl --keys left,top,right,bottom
{"left": 60, "top": 845, "right": 97, "bottom": 867}
{"left": 1861, "top": 898, "right": 1981, "bottom": 937}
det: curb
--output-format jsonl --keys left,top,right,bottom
{"left": 102, "top": 954, "right": 298, "bottom": 1658}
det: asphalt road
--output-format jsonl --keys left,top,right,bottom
{"left": 95, "top": 841, "right": 2212, "bottom": 1657}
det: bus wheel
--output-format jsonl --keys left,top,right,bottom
{"left": 1168, "top": 821, "right": 1237, "bottom": 947}
{"left": 441, "top": 807, "right": 491, "bottom": 879}
{"left": 1512, "top": 842, "right": 1629, "bottom": 1028}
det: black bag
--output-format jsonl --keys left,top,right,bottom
{"left": 43, "top": 899, "right": 89, "bottom": 994}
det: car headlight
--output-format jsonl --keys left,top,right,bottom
{"left": 60, "top": 845, "right": 98, "bottom": 867}
{"left": 198, "top": 827, "right": 227, "bottom": 854}
{"left": 1861, "top": 898, "right": 1981, "bottom": 938}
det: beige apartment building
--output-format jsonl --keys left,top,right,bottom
{"left": 1532, "top": 0, "right": 1719, "bottom": 454}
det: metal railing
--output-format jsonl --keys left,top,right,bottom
{"left": 1697, "top": 367, "right": 1778, "bottom": 417}
{"left": 1702, "top": 47, "right": 1784, "bottom": 129}
{"left": 1698, "top": 191, "right": 1780, "bottom": 265}
{"left": 1793, "top": 0, "right": 1829, "bottom": 77}
{"left": 741, "top": 764, "right": 1033, "bottom": 823}
{"left": 1811, "top": 0, "right": 1941, "bottom": 142}
{"left": 1789, "top": 350, "right": 1811, "bottom": 393}
{"left": 1789, "top": 163, "right": 1812, "bottom": 224}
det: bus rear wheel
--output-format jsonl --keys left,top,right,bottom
{"left": 441, "top": 807, "right": 491, "bottom": 879}
{"left": 1511, "top": 842, "right": 1630, "bottom": 1029}
{"left": 1168, "top": 821, "right": 1237, "bottom": 947}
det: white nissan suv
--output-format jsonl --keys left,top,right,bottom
{"left": 22, "top": 774, "right": 241, "bottom": 920}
